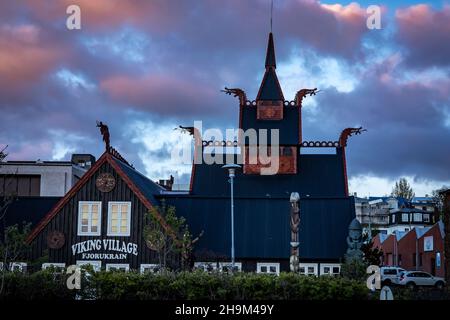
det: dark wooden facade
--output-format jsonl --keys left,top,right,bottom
{"left": 28, "top": 154, "right": 173, "bottom": 271}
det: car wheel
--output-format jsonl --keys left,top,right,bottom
{"left": 406, "top": 282, "right": 416, "bottom": 290}
{"left": 435, "top": 281, "right": 445, "bottom": 290}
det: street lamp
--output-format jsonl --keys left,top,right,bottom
{"left": 222, "top": 163, "right": 241, "bottom": 271}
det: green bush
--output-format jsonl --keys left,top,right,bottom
{"left": 0, "top": 270, "right": 371, "bottom": 300}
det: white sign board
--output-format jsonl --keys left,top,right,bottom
{"left": 424, "top": 236, "right": 433, "bottom": 252}
{"left": 72, "top": 239, "right": 138, "bottom": 260}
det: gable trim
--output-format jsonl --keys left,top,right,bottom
{"left": 26, "top": 152, "right": 178, "bottom": 244}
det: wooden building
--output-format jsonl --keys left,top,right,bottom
{"left": 24, "top": 32, "right": 360, "bottom": 274}
{"left": 26, "top": 149, "right": 177, "bottom": 272}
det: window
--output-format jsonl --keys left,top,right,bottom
{"left": 194, "top": 262, "right": 218, "bottom": 272}
{"left": 413, "top": 213, "right": 422, "bottom": 222}
{"left": 76, "top": 260, "right": 102, "bottom": 272}
{"left": 77, "top": 201, "right": 101, "bottom": 236}
{"left": 392, "top": 215, "right": 396, "bottom": 223}
{"left": 256, "top": 263, "right": 280, "bottom": 275}
{"left": 423, "top": 214, "right": 430, "bottom": 223}
{"left": 107, "top": 202, "right": 131, "bottom": 236}
{"left": 106, "top": 264, "right": 129, "bottom": 272}
{"left": 42, "top": 263, "right": 66, "bottom": 271}
{"left": 0, "top": 175, "right": 41, "bottom": 196}
{"left": 140, "top": 264, "right": 160, "bottom": 274}
{"left": 320, "top": 264, "right": 341, "bottom": 276}
{"left": 401, "top": 213, "right": 409, "bottom": 222}
{"left": 10, "top": 262, "right": 27, "bottom": 272}
{"left": 299, "top": 263, "right": 318, "bottom": 276}
{"left": 219, "top": 262, "right": 242, "bottom": 273}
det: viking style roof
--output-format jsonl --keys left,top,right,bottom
{"left": 189, "top": 151, "right": 347, "bottom": 198}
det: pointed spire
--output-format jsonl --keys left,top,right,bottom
{"left": 257, "top": 32, "right": 284, "bottom": 101}
{"left": 265, "top": 32, "right": 276, "bottom": 69}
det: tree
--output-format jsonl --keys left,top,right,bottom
{"left": 143, "top": 202, "right": 201, "bottom": 271}
{"left": 391, "top": 178, "right": 415, "bottom": 201}
{"left": 0, "top": 222, "right": 31, "bottom": 295}
{"left": 431, "top": 188, "right": 448, "bottom": 221}
{"left": 361, "top": 233, "right": 383, "bottom": 266}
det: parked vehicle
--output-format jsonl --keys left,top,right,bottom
{"left": 380, "top": 266, "right": 405, "bottom": 286}
{"left": 398, "top": 271, "right": 446, "bottom": 290}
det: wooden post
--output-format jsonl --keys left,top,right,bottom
{"left": 290, "top": 192, "right": 300, "bottom": 272}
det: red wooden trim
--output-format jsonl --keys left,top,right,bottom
{"left": 341, "top": 147, "right": 349, "bottom": 197}
{"left": 298, "top": 104, "right": 302, "bottom": 145}
{"left": 26, "top": 152, "right": 109, "bottom": 243}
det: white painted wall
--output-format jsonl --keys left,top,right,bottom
{"left": 0, "top": 163, "right": 85, "bottom": 196}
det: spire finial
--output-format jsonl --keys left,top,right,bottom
{"left": 265, "top": 32, "right": 276, "bottom": 69}
{"left": 270, "top": 0, "right": 273, "bottom": 33}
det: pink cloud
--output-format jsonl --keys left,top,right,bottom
{"left": 396, "top": 4, "right": 450, "bottom": 67}
{"left": 0, "top": 24, "right": 66, "bottom": 95}
{"left": 100, "top": 74, "right": 217, "bottom": 116}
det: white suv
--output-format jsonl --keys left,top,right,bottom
{"left": 398, "top": 271, "right": 446, "bottom": 290}
{"left": 380, "top": 267, "right": 405, "bottom": 286}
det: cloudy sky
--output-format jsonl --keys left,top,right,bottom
{"left": 1, "top": 0, "right": 449, "bottom": 197}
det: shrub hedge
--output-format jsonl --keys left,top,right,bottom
{"left": 0, "top": 270, "right": 372, "bottom": 300}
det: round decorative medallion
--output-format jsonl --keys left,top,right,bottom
{"left": 47, "top": 231, "right": 65, "bottom": 249}
{"left": 96, "top": 172, "right": 116, "bottom": 192}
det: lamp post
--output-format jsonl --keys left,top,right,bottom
{"left": 222, "top": 164, "right": 241, "bottom": 271}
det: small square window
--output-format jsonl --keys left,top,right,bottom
{"left": 107, "top": 202, "right": 131, "bottom": 236}
{"left": 77, "top": 202, "right": 102, "bottom": 236}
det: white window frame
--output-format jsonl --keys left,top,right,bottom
{"left": 299, "top": 263, "right": 318, "bottom": 276}
{"left": 107, "top": 201, "right": 132, "bottom": 237}
{"left": 256, "top": 263, "right": 280, "bottom": 275}
{"left": 320, "top": 263, "right": 341, "bottom": 276}
{"left": 413, "top": 213, "right": 422, "bottom": 222}
{"left": 77, "top": 201, "right": 102, "bottom": 236}
{"left": 10, "top": 262, "right": 27, "bottom": 272}
{"left": 402, "top": 213, "right": 409, "bottom": 223}
{"left": 140, "top": 264, "right": 160, "bottom": 274}
{"left": 42, "top": 263, "right": 66, "bottom": 270}
{"left": 219, "top": 262, "right": 242, "bottom": 272}
{"left": 423, "top": 213, "right": 430, "bottom": 223}
{"left": 106, "top": 263, "right": 129, "bottom": 272}
{"left": 76, "top": 260, "right": 102, "bottom": 272}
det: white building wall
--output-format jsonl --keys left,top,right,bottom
{"left": 0, "top": 164, "right": 77, "bottom": 196}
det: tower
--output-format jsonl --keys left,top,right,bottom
{"left": 240, "top": 32, "right": 300, "bottom": 175}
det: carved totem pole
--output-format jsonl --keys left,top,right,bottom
{"left": 290, "top": 192, "right": 300, "bottom": 272}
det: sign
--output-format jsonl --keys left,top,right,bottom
{"left": 424, "top": 236, "right": 433, "bottom": 252}
{"left": 71, "top": 239, "right": 138, "bottom": 260}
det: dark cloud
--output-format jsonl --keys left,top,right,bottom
{"left": 303, "top": 57, "right": 450, "bottom": 183}
{"left": 0, "top": 0, "right": 449, "bottom": 187}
